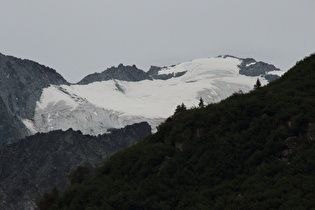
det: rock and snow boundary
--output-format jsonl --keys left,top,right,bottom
{"left": 23, "top": 56, "right": 285, "bottom": 135}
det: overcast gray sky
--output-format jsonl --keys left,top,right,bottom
{"left": 1, "top": 0, "right": 315, "bottom": 82}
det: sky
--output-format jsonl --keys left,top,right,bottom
{"left": 1, "top": 0, "right": 315, "bottom": 83}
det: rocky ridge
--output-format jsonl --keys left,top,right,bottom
{"left": 77, "top": 64, "right": 152, "bottom": 85}
{"left": 0, "top": 53, "right": 68, "bottom": 119}
{"left": 78, "top": 55, "right": 282, "bottom": 85}
{"left": 0, "top": 53, "right": 68, "bottom": 145}
{"left": 0, "top": 96, "right": 30, "bottom": 146}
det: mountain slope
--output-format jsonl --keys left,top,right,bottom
{"left": 0, "top": 53, "right": 68, "bottom": 145}
{"left": 0, "top": 53, "right": 68, "bottom": 119}
{"left": 30, "top": 56, "right": 283, "bottom": 136}
{"left": 0, "top": 122, "right": 151, "bottom": 210}
{"left": 42, "top": 53, "right": 315, "bottom": 209}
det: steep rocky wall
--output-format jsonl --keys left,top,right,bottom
{"left": 0, "top": 53, "right": 68, "bottom": 120}
{"left": 0, "top": 97, "right": 30, "bottom": 146}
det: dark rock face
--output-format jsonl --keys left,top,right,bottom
{"left": 0, "top": 53, "right": 68, "bottom": 119}
{"left": 146, "top": 65, "right": 163, "bottom": 76}
{"left": 77, "top": 64, "right": 189, "bottom": 84}
{"left": 0, "top": 97, "right": 30, "bottom": 146}
{"left": 147, "top": 65, "right": 187, "bottom": 80}
{"left": 218, "top": 55, "right": 281, "bottom": 82}
{"left": 238, "top": 58, "right": 281, "bottom": 82}
{"left": 0, "top": 53, "right": 68, "bottom": 146}
{"left": 0, "top": 122, "right": 151, "bottom": 210}
{"left": 77, "top": 64, "right": 152, "bottom": 85}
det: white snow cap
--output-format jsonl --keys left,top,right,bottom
{"left": 32, "top": 56, "right": 281, "bottom": 135}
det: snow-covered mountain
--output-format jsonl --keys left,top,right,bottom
{"left": 23, "top": 55, "right": 284, "bottom": 135}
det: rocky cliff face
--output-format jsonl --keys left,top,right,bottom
{"left": 0, "top": 97, "right": 30, "bottom": 146}
{"left": 0, "top": 122, "right": 151, "bottom": 210}
{"left": 0, "top": 53, "right": 68, "bottom": 145}
{"left": 0, "top": 53, "right": 68, "bottom": 119}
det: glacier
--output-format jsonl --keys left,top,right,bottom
{"left": 24, "top": 56, "right": 284, "bottom": 135}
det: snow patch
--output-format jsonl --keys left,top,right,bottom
{"left": 36, "top": 85, "right": 79, "bottom": 111}
{"left": 21, "top": 119, "right": 37, "bottom": 134}
{"left": 246, "top": 62, "right": 256, "bottom": 67}
{"left": 267, "top": 70, "right": 286, "bottom": 77}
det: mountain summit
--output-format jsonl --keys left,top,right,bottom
{"left": 28, "top": 55, "right": 283, "bottom": 136}
{"left": 77, "top": 64, "right": 151, "bottom": 85}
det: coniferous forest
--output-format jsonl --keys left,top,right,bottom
{"left": 39, "top": 53, "right": 315, "bottom": 209}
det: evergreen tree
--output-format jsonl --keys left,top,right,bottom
{"left": 36, "top": 187, "right": 59, "bottom": 210}
{"left": 175, "top": 103, "right": 187, "bottom": 115}
{"left": 254, "top": 78, "right": 262, "bottom": 90}
{"left": 68, "top": 166, "right": 91, "bottom": 185}
{"left": 198, "top": 97, "right": 204, "bottom": 108}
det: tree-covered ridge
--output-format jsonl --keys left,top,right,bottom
{"left": 41, "top": 53, "right": 315, "bottom": 209}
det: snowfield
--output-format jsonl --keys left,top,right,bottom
{"left": 25, "top": 56, "right": 281, "bottom": 135}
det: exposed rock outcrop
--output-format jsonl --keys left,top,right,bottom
{"left": 0, "top": 97, "right": 30, "bottom": 146}
{"left": 0, "top": 53, "right": 68, "bottom": 119}
{"left": 238, "top": 57, "right": 281, "bottom": 81}
{"left": 77, "top": 64, "right": 152, "bottom": 85}
{"left": 217, "top": 55, "right": 281, "bottom": 82}
{"left": 0, "top": 53, "right": 68, "bottom": 145}
{"left": 147, "top": 65, "right": 187, "bottom": 80}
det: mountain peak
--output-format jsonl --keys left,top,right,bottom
{"left": 0, "top": 53, "right": 68, "bottom": 145}
{"left": 216, "top": 54, "right": 239, "bottom": 59}
{"left": 117, "top": 63, "right": 137, "bottom": 68}
{"left": 77, "top": 63, "right": 151, "bottom": 85}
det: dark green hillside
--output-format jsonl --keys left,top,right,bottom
{"left": 41, "top": 53, "right": 315, "bottom": 209}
